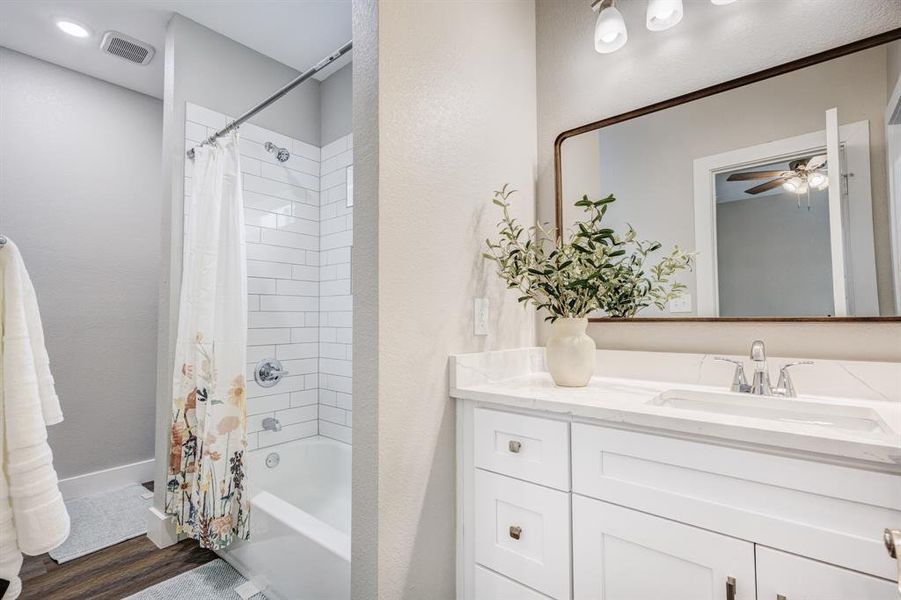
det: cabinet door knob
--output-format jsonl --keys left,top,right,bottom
{"left": 509, "top": 525, "right": 522, "bottom": 540}
{"left": 508, "top": 440, "right": 522, "bottom": 453}
{"left": 726, "top": 576, "right": 736, "bottom": 600}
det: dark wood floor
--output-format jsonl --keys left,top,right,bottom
{"left": 18, "top": 483, "right": 218, "bottom": 600}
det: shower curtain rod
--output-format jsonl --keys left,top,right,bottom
{"left": 187, "top": 40, "right": 352, "bottom": 159}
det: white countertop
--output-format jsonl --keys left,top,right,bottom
{"left": 450, "top": 349, "right": 901, "bottom": 471}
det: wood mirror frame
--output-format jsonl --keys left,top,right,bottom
{"left": 553, "top": 29, "right": 901, "bottom": 323}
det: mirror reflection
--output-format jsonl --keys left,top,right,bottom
{"left": 560, "top": 40, "right": 901, "bottom": 318}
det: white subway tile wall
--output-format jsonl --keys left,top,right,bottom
{"left": 184, "top": 103, "right": 352, "bottom": 450}
{"left": 317, "top": 134, "right": 353, "bottom": 445}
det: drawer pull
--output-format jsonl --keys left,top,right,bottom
{"left": 509, "top": 525, "right": 522, "bottom": 540}
{"left": 508, "top": 440, "right": 522, "bottom": 453}
{"left": 726, "top": 576, "right": 736, "bottom": 600}
{"left": 885, "top": 528, "right": 900, "bottom": 558}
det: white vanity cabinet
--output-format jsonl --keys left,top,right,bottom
{"left": 755, "top": 547, "right": 898, "bottom": 600}
{"left": 573, "top": 496, "right": 755, "bottom": 600}
{"left": 457, "top": 404, "right": 901, "bottom": 600}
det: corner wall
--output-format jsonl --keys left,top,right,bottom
{"left": 352, "top": 1, "right": 538, "bottom": 597}
{"left": 536, "top": 0, "right": 901, "bottom": 361}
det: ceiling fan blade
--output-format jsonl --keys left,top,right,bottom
{"left": 727, "top": 170, "right": 788, "bottom": 181}
{"left": 806, "top": 154, "right": 827, "bottom": 170}
{"left": 745, "top": 178, "right": 788, "bottom": 194}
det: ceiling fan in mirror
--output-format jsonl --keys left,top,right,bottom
{"left": 726, "top": 154, "right": 828, "bottom": 209}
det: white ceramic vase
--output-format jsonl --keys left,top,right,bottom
{"left": 546, "top": 317, "right": 595, "bottom": 387}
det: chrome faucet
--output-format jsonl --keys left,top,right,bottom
{"left": 749, "top": 340, "right": 772, "bottom": 395}
{"left": 262, "top": 417, "right": 282, "bottom": 432}
{"left": 716, "top": 340, "right": 812, "bottom": 398}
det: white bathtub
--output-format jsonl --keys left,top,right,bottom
{"left": 219, "top": 436, "right": 351, "bottom": 600}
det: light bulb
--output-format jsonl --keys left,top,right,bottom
{"left": 646, "top": 0, "right": 683, "bottom": 31}
{"left": 595, "top": 5, "right": 628, "bottom": 54}
{"left": 796, "top": 181, "right": 809, "bottom": 194}
{"left": 56, "top": 20, "right": 91, "bottom": 38}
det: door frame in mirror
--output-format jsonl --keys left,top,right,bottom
{"left": 553, "top": 28, "right": 901, "bottom": 323}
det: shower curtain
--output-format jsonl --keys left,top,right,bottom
{"left": 166, "top": 132, "right": 249, "bottom": 549}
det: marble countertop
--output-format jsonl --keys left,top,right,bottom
{"left": 450, "top": 348, "right": 901, "bottom": 471}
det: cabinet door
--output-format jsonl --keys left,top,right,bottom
{"left": 573, "top": 495, "right": 755, "bottom": 600}
{"left": 756, "top": 546, "right": 897, "bottom": 600}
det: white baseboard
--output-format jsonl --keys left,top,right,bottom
{"left": 58, "top": 458, "right": 155, "bottom": 500}
{"left": 146, "top": 506, "right": 182, "bottom": 548}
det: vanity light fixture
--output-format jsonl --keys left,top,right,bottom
{"left": 593, "top": 0, "right": 628, "bottom": 54}
{"left": 646, "top": 0, "right": 683, "bottom": 31}
{"left": 56, "top": 19, "right": 91, "bottom": 38}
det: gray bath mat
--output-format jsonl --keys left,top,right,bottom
{"left": 49, "top": 483, "right": 151, "bottom": 563}
{"left": 124, "top": 559, "right": 267, "bottom": 599}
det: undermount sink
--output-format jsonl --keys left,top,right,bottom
{"left": 648, "top": 389, "right": 893, "bottom": 435}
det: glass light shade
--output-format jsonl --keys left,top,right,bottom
{"left": 808, "top": 172, "right": 827, "bottom": 188}
{"left": 711, "top": 0, "right": 737, "bottom": 5}
{"left": 595, "top": 5, "right": 628, "bottom": 53}
{"left": 646, "top": 0, "right": 684, "bottom": 31}
{"left": 56, "top": 20, "right": 91, "bottom": 38}
{"left": 783, "top": 177, "right": 802, "bottom": 193}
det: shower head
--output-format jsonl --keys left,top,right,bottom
{"left": 265, "top": 141, "right": 290, "bottom": 163}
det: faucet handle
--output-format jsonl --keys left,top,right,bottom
{"left": 775, "top": 361, "right": 813, "bottom": 398}
{"left": 714, "top": 357, "right": 750, "bottom": 393}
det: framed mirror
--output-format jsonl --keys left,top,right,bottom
{"left": 555, "top": 30, "right": 901, "bottom": 322}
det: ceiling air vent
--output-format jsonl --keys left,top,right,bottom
{"left": 100, "top": 31, "right": 155, "bottom": 66}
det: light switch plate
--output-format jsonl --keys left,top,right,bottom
{"left": 474, "top": 298, "right": 489, "bottom": 336}
{"left": 669, "top": 294, "right": 693, "bottom": 313}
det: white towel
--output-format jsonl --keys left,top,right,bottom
{"left": 0, "top": 239, "right": 69, "bottom": 599}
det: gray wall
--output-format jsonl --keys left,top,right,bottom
{"left": 716, "top": 192, "right": 834, "bottom": 317}
{"left": 321, "top": 63, "right": 353, "bottom": 146}
{"left": 0, "top": 48, "right": 162, "bottom": 478}
{"left": 154, "top": 15, "right": 322, "bottom": 509}
{"left": 536, "top": 0, "right": 901, "bottom": 361}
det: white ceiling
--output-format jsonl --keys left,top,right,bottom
{"left": 0, "top": 1, "right": 352, "bottom": 99}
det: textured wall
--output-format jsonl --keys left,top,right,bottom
{"left": 0, "top": 48, "right": 162, "bottom": 478}
{"left": 354, "top": 1, "right": 538, "bottom": 598}
{"left": 536, "top": 0, "right": 901, "bottom": 360}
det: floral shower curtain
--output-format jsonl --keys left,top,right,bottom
{"left": 166, "top": 132, "right": 249, "bottom": 549}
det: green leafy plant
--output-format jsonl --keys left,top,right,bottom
{"left": 483, "top": 185, "right": 694, "bottom": 321}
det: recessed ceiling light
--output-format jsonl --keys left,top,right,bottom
{"left": 56, "top": 20, "right": 91, "bottom": 38}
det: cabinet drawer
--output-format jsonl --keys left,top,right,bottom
{"left": 474, "top": 470, "right": 571, "bottom": 599}
{"left": 572, "top": 423, "right": 901, "bottom": 580}
{"left": 474, "top": 566, "right": 552, "bottom": 600}
{"left": 756, "top": 546, "right": 897, "bottom": 600}
{"left": 474, "top": 408, "right": 570, "bottom": 490}
{"left": 573, "top": 495, "right": 755, "bottom": 600}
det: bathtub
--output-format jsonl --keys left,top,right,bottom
{"left": 219, "top": 436, "right": 351, "bottom": 600}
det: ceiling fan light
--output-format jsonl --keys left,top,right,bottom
{"left": 808, "top": 172, "right": 827, "bottom": 188}
{"left": 595, "top": 5, "right": 628, "bottom": 53}
{"left": 646, "top": 0, "right": 683, "bottom": 31}
{"left": 783, "top": 176, "right": 804, "bottom": 193}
